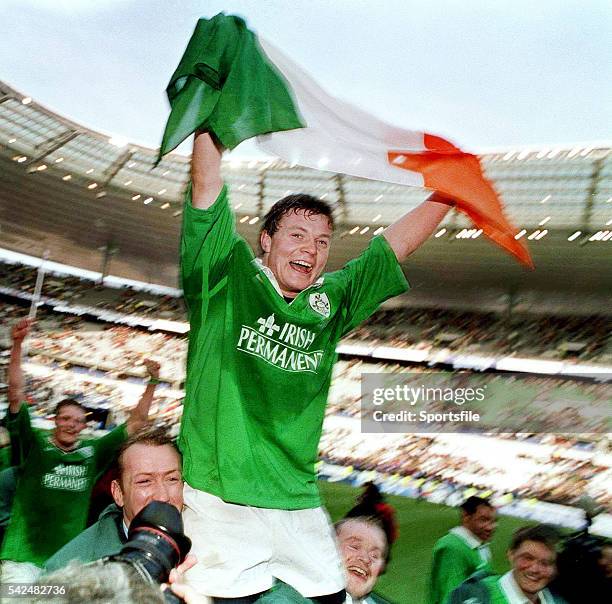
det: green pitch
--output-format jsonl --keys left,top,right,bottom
{"left": 320, "top": 481, "right": 530, "bottom": 604}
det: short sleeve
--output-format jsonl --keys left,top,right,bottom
{"left": 339, "top": 236, "right": 409, "bottom": 336}
{"left": 92, "top": 424, "right": 128, "bottom": 475}
{"left": 4, "top": 403, "right": 40, "bottom": 466}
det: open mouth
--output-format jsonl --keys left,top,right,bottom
{"left": 347, "top": 565, "right": 369, "bottom": 581}
{"left": 289, "top": 260, "right": 313, "bottom": 274}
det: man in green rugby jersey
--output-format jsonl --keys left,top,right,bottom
{"left": 180, "top": 130, "right": 453, "bottom": 602}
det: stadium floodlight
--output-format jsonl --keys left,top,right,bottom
{"left": 567, "top": 231, "right": 582, "bottom": 241}
{"left": 372, "top": 214, "right": 381, "bottom": 222}
{"left": 8, "top": 137, "right": 16, "bottom": 143}
{"left": 539, "top": 216, "right": 551, "bottom": 225}
{"left": 528, "top": 230, "right": 540, "bottom": 240}
{"left": 360, "top": 226, "right": 370, "bottom": 235}
{"left": 540, "top": 195, "right": 551, "bottom": 203}
{"left": 86, "top": 168, "right": 94, "bottom": 174}
{"left": 124, "top": 180, "right": 133, "bottom": 186}
{"left": 143, "top": 197, "right": 153, "bottom": 205}
{"left": 535, "top": 229, "right": 548, "bottom": 240}
{"left": 21, "top": 96, "right": 32, "bottom": 105}
{"left": 55, "top": 157, "right": 63, "bottom": 163}
{"left": 374, "top": 227, "right": 384, "bottom": 235}
{"left": 158, "top": 188, "right": 167, "bottom": 195}
{"left": 515, "top": 229, "right": 527, "bottom": 240}
{"left": 131, "top": 194, "right": 141, "bottom": 201}
{"left": 349, "top": 226, "right": 359, "bottom": 234}
{"left": 160, "top": 203, "right": 170, "bottom": 210}
{"left": 434, "top": 228, "right": 447, "bottom": 238}
{"left": 249, "top": 217, "right": 259, "bottom": 225}
{"left": 62, "top": 174, "right": 71, "bottom": 181}
{"left": 234, "top": 203, "right": 243, "bottom": 210}
{"left": 36, "top": 165, "right": 47, "bottom": 171}
{"left": 87, "top": 183, "right": 98, "bottom": 189}
{"left": 239, "top": 216, "right": 250, "bottom": 223}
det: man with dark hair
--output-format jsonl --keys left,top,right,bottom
{"left": 448, "top": 524, "right": 565, "bottom": 604}
{"left": 180, "top": 131, "right": 452, "bottom": 601}
{"left": 44, "top": 427, "right": 183, "bottom": 572}
{"left": 428, "top": 496, "right": 497, "bottom": 604}
{"left": 0, "top": 317, "right": 160, "bottom": 583}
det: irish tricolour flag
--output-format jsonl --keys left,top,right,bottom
{"left": 159, "top": 14, "right": 532, "bottom": 268}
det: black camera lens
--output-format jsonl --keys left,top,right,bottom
{"left": 108, "top": 501, "right": 191, "bottom": 603}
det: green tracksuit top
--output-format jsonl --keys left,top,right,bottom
{"left": 180, "top": 184, "right": 408, "bottom": 509}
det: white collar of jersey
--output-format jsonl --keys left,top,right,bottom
{"left": 253, "top": 258, "right": 324, "bottom": 298}
{"left": 449, "top": 526, "right": 484, "bottom": 549}
{"left": 500, "top": 571, "right": 555, "bottom": 604}
{"left": 345, "top": 594, "right": 374, "bottom": 604}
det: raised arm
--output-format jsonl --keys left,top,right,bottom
{"left": 8, "top": 317, "right": 33, "bottom": 414}
{"left": 191, "top": 130, "right": 225, "bottom": 209}
{"left": 383, "top": 191, "right": 453, "bottom": 262}
{"left": 126, "top": 359, "right": 161, "bottom": 435}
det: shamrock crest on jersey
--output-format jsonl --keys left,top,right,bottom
{"left": 308, "top": 292, "right": 330, "bottom": 318}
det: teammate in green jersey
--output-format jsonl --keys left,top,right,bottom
{"left": 180, "top": 131, "right": 454, "bottom": 602}
{"left": 429, "top": 496, "right": 497, "bottom": 604}
{"left": 0, "top": 317, "right": 160, "bottom": 583}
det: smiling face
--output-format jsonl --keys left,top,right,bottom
{"left": 111, "top": 443, "right": 183, "bottom": 527}
{"left": 260, "top": 209, "right": 332, "bottom": 299}
{"left": 336, "top": 519, "right": 387, "bottom": 599}
{"left": 509, "top": 540, "right": 557, "bottom": 598}
{"left": 53, "top": 404, "right": 87, "bottom": 449}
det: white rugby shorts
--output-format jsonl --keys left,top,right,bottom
{"left": 182, "top": 484, "right": 345, "bottom": 598}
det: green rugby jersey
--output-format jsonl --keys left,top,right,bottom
{"left": 1, "top": 404, "right": 127, "bottom": 565}
{"left": 429, "top": 530, "right": 492, "bottom": 604}
{"left": 180, "top": 184, "right": 408, "bottom": 509}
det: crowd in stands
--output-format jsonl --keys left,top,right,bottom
{"left": 345, "top": 307, "right": 612, "bottom": 364}
{"left": 2, "top": 259, "right": 611, "bottom": 365}
{"left": 1, "top": 308, "right": 609, "bottom": 510}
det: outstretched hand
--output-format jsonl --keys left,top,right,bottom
{"left": 12, "top": 317, "right": 33, "bottom": 345}
{"left": 162, "top": 554, "right": 209, "bottom": 604}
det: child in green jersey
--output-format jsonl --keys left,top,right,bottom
{"left": 0, "top": 317, "right": 160, "bottom": 583}
{"left": 180, "top": 131, "right": 454, "bottom": 602}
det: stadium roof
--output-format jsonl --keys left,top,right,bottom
{"left": 1, "top": 80, "right": 611, "bottom": 307}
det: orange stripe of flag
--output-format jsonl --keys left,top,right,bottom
{"left": 388, "top": 136, "right": 534, "bottom": 269}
